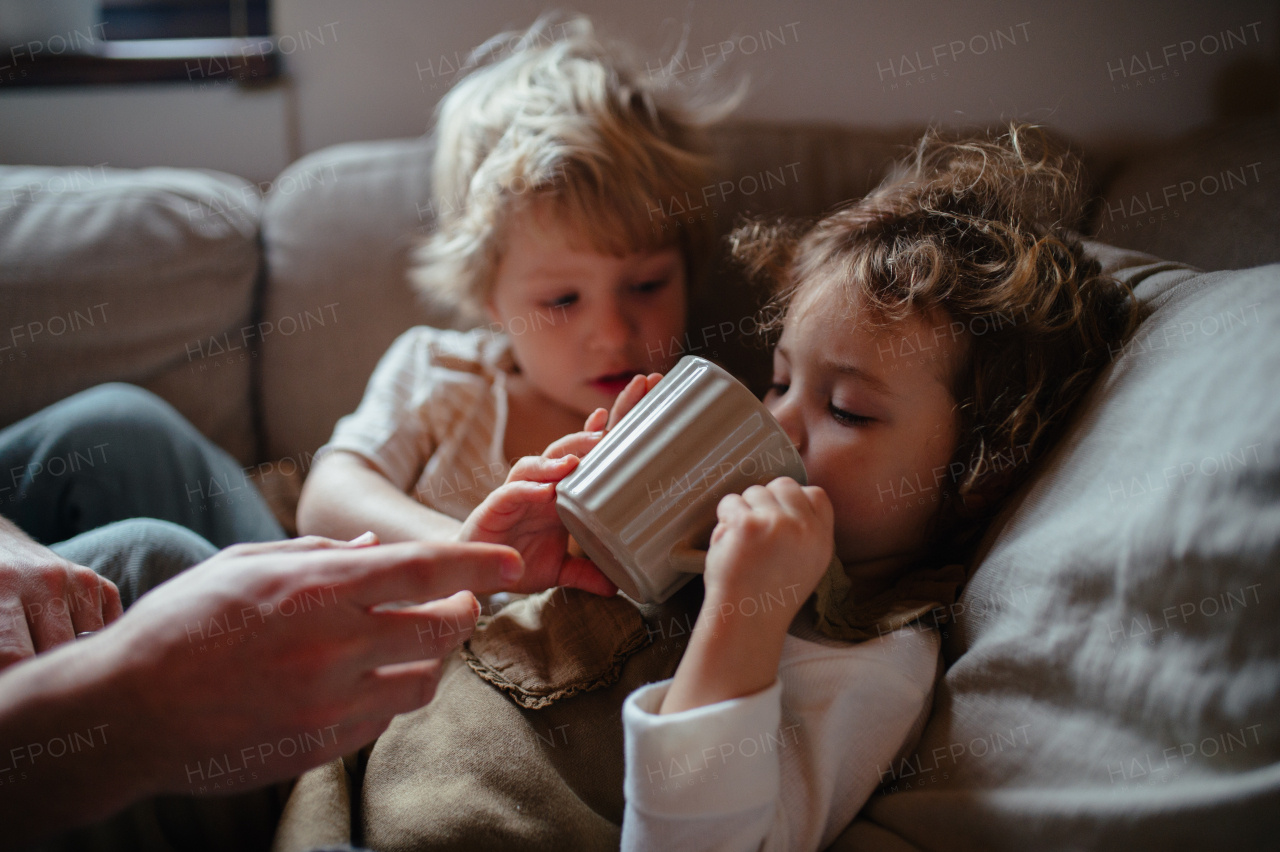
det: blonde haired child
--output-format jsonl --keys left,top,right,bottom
{"left": 297, "top": 15, "right": 719, "bottom": 601}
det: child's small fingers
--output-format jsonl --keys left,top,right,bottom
{"left": 709, "top": 520, "right": 730, "bottom": 546}
{"left": 507, "top": 454, "right": 578, "bottom": 483}
{"left": 715, "top": 492, "right": 749, "bottom": 523}
{"left": 605, "top": 388, "right": 636, "bottom": 430}
{"left": 767, "top": 477, "right": 811, "bottom": 517}
{"left": 645, "top": 373, "right": 664, "bottom": 392}
{"left": 607, "top": 374, "right": 649, "bottom": 429}
{"left": 487, "top": 481, "right": 557, "bottom": 515}
{"left": 802, "top": 485, "right": 834, "bottom": 527}
{"left": 740, "top": 483, "right": 779, "bottom": 512}
{"left": 543, "top": 432, "right": 602, "bottom": 460}
{"left": 558, "top": 557, "right": 619, "bottom": 598}
{"left": 584, "top": 408, "right": 609, "bottom": 432}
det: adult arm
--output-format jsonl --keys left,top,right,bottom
{"left": 0, "top": 514, "right": 122, "bottom": 669}
{"left": 0, "top": 534, "right": 523, "bottom": 845}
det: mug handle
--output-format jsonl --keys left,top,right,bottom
{"left": 669, "top": 543, "right": 708, "bottom": 575}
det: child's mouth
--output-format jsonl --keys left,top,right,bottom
{"left": 590, "top": 370, "right": 641, "bottom": 395}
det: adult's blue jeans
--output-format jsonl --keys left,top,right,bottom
{"left": 0, "top": 383, "right": 284, "bottom": 606}
{"left": 4, "top": 384, "right": 292, "bottom": 851}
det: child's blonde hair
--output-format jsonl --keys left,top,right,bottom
{"left": 412, "top": 14, "right": 718, "bottom": 321}
{"left": 734, "top": 125, "right": 1136, "bottom": 551}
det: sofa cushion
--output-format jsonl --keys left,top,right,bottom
{"left": 834, "top": 245, "right": 1280, "bottom": 850}
{"left": 258, "top": 138, "right": 443, "bottom": 464}
{"left": 0, "top": 164, "right": 261, "bottom": 464}
{"left": 1093, "top": 116, "right": 1280, "bottom": 271}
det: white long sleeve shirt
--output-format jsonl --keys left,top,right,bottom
{"left": 621, "top": 618, "right": 939, "bottom": 852}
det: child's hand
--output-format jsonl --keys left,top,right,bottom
{"left": 657, "top": 478, "right": 834, "bottom": 715}
{"left": 541, "top": 372, "right": 663, "bottom": 461}
{"left": 704, "top": 478, "right": 834, "bottom": 624}
{"left": 456, "top": 455, "right": 617, "bottom": 597}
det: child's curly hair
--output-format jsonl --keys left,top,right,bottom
{"left": 732, "top": 124, "right": 1137, "bottom": 551}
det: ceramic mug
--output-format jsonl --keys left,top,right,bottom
{"left": 555, "top": 355, "right": 807, "bottom": 603}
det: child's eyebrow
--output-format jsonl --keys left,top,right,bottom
{"left": 522, "top": 263, "right": 586, "bottom": 280}
{"left": 823, "top": 359, "right": 898, "bottom": 398}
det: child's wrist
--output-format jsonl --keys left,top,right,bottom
{"left": 701, "top": 579, "right": 804, "bottom": 633}
{"left": 696, "top": 585, "right": 795, "bottom": 650}
{"left": 660, "top": 599, "right": 786, "bottom": 714}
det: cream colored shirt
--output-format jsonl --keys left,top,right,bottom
{"left": 622, "top": 620, "right": 940, "bottom": 852}
{"left": 320, "top": 326, "right": 515, "bottom": 520}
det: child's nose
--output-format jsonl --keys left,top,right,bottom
{"left": 588, "top": 301, "right": 634, "bottom": 351}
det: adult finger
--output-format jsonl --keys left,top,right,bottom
{"left": 339, "top": 541, "right": 523, "bottom": 607}
{"left": 367, "top": 591, "right": 481, "bottom": 662}
{"left": 335, "top": 718, "right": 396, "bottom": 755}
{"left": 222, "top": 535, "right": 371, "bottom": 559}
{"left": 557, "top": 557, "right": 619, "bottom": 598}
{"left": 351, "top": 658, "right": 448, "bottom": 722}
{"left": 0, "top": 602, "right": 35, "bottom": 669}
{"left": 27, "top": 584, "right": 76, "bottom": 654}
{"left": 68, "top": 566, "right": 107, "bottom": 635}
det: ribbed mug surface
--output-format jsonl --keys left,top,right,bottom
{"left": 556, "top": 356, "right": 806, "bottom": 603}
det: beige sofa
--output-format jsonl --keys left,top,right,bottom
{"left": 2, "top": 117, "right": 1277, "bottom": 849}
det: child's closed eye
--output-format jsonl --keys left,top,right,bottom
{"left": 829, "top": 403, "right": 874, "bottom": 427}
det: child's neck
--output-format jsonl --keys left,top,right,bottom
{"left": 501, "top": 373, "right": 591, "bottom": 464}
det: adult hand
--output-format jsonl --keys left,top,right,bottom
{"left": 0, "top": 518, "right": 122, "bottom": 670}
{"left": 104, "top": 533, "right": 524, "bottom": 794}
{"left": 0, "top": 531, "right": 526, "bottom": 847}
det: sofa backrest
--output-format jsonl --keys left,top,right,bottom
{"left": 0, "top": 165, "right": 262, "bottom": 464}
{"left": 1092, "top": 116, "right": 1280, "bottom": 272}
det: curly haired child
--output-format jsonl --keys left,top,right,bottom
{"left": 604, "top": 123, "right": 1135, "bottom": 850}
